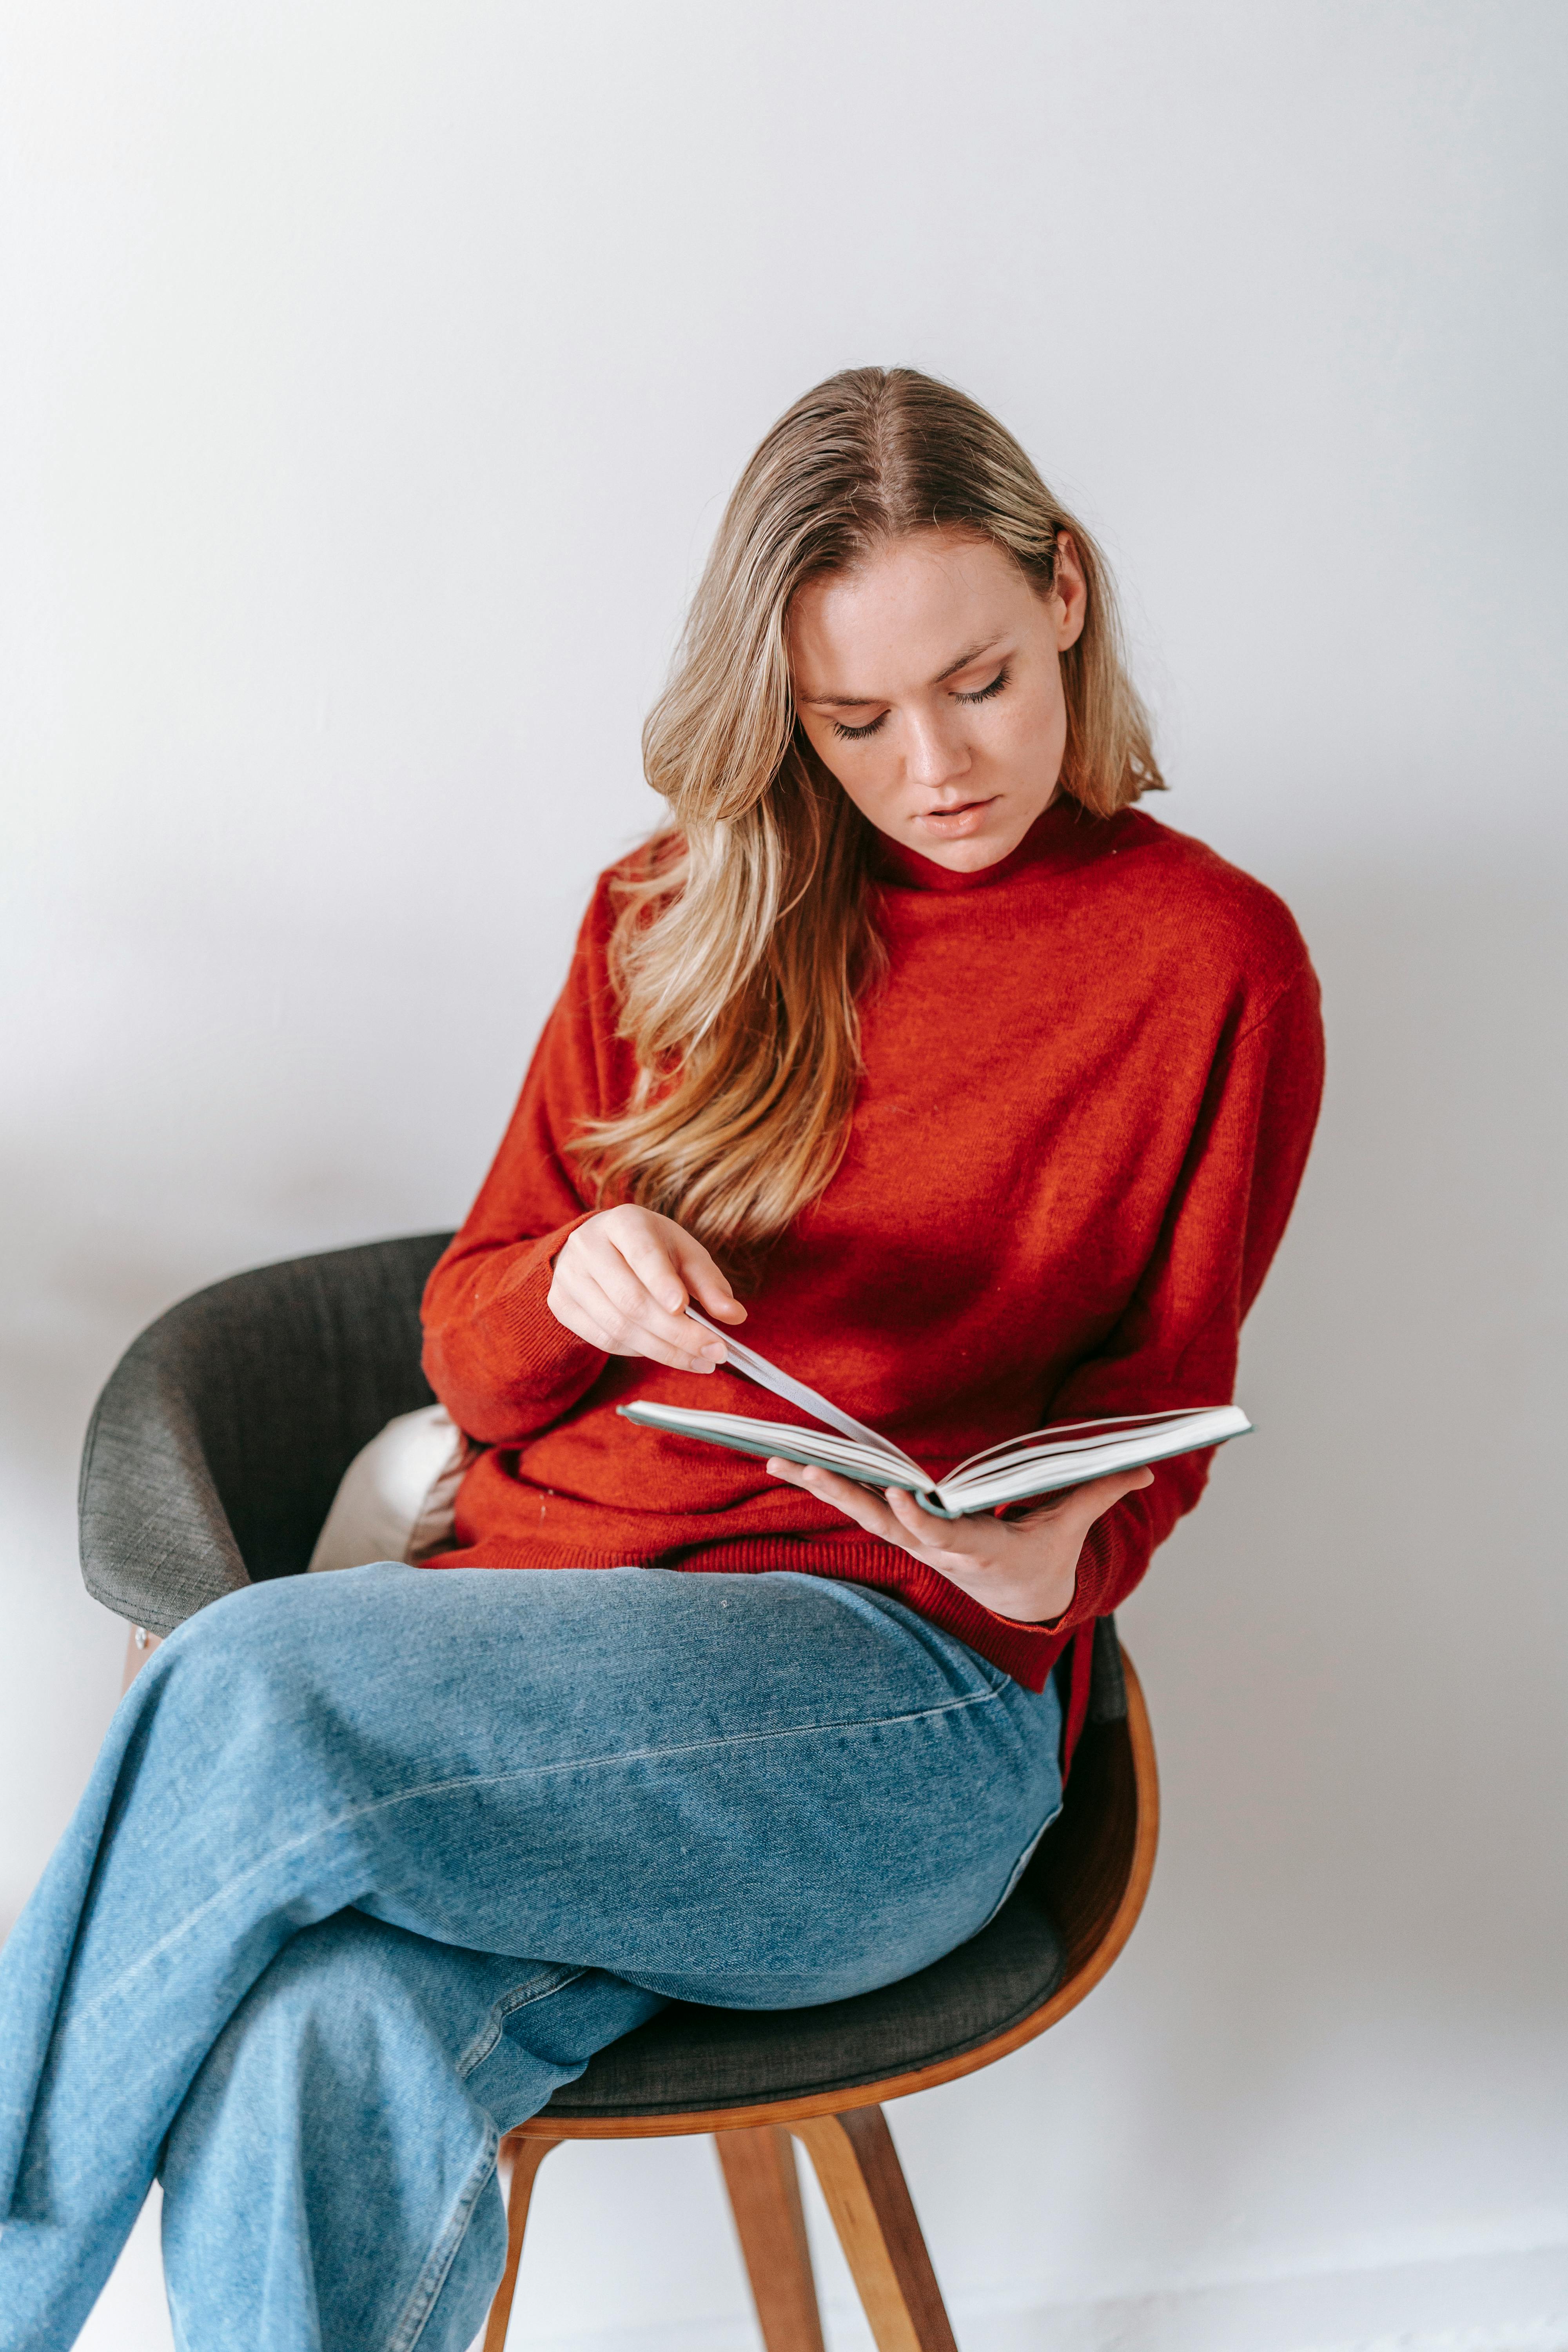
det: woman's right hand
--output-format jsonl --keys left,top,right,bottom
{"left": 546, "top": 1205, "right": 748, "bottom": 1374}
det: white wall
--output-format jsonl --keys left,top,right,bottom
{"left": 3, "top": 5, "right": 1565, "bottom": 2348}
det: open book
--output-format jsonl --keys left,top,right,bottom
{"left": 616, "top": 1310, "right": 1251, "bottom": 1520}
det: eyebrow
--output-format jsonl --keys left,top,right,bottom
{"left": 801, "top": 637, "right": 1006, "bottom": 708}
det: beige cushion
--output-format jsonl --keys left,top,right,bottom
{"left": 306, "top": 1404, "right": 470, "bottom": 1573}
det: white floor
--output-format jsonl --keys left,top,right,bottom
{"left": 74, "top": 2180, "right": 1568, "bottom": 2352}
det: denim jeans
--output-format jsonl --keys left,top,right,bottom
{"left": 0, "top": 1562, "right": 1062, "bottom": 2351}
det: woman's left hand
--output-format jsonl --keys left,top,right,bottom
{"left": 764, "top": 1457, "right": 1155, "bottom": 1625}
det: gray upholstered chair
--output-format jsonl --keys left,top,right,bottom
{"left": 82, "top": 1237, "right": 1158, "bottom": 2352}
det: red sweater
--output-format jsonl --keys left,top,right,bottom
{"left": 423, "top": 797, "right": 1323, "bottom": 1736}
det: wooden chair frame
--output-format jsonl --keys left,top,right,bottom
{"left": 482, "top": 1651, "right": 1159, "bottom": 2352}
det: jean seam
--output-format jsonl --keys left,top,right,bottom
{"left": 456, "top": 1966, "right": 590, "bottom": 2080}
{"left": 78, "top": 1687, "right": 1001, "bottom": 2026}
{"left": 382, "top": 2114, "right": 500, "bottom": 2352}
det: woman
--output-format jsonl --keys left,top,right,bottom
{"left": 0, "top": 368, "right": 1322, "bottom": 2349}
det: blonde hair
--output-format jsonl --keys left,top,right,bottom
{"left": 572, "top": 366, "right": 1162, "bottom": 1260}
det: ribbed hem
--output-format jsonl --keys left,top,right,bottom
{"left": 425, "top": 1530, "right": 1069, "bottom": 1693}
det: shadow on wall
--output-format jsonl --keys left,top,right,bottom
{"left": 1074, "top": 850, "right": 1568, "bottom": 2274}
{"left": 1167, "top": 853, "right": 1565, "bottom": 1968}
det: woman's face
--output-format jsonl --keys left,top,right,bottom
{"left": 788, "top": 528, "right": 1087, "bottom": 873}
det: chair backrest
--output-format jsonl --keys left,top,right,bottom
{"left": 79, "top": 1232, "right": 453, "bottom": 1636}
{"left": 1036, "top": 1616, "right": 1143, "bottom": 1980}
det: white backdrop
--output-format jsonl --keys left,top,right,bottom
{"left": 2, "top": 5, "right": 1565, "bottom": 2348}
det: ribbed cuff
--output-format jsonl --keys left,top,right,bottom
{"left": 483, "top": 1214, "right": 605, "bottom": 1394}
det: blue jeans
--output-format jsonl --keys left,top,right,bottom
{"left": 0, "top": 1563, "right": 1062, "bottom": 2350}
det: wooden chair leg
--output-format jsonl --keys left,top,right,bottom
{"left": 481, "top": 2132, "right": 561, "bottom": 2352}
{"left": 716, "top": 2123, "right": 826, "bottom": 2352}
{"left": 792, "top": 2109, "right": 958, "bottom": 2352}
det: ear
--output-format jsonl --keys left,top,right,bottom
{"left": 1049, "top": 530, "right": 1089, "bottom": 652}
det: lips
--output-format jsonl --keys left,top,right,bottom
{"left": 916, "top": 798, "right": 996, "bottom": 833}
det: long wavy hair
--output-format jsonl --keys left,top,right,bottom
{"left": 571, "top": 366, "right": 1162, "bottom": 1261}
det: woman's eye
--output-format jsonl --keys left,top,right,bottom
{"left": 828, "top": 669, "right": 1005, "bottom": 740}
{"left": 955, "top": 666, "right": 1009, "bottom": 706}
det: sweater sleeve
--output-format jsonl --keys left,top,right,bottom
{"left": 1033, "top": 956, "right": 1325, "bottom": 1640}
{"left": 420, "top": 878, "right": 633, "bottom": 1444}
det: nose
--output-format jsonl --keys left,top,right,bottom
{"left": 902, "top": 706, "right": 971, "bottom": 794}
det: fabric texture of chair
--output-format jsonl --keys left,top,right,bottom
{"left": 76, "top": 1235, "right": 1134, "bottom": 2113}
{"left": 80, "top": 1234, "right": 451, "bottom": 1635}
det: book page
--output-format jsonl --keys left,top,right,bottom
{"left": 682, "top": 1310, "right": 927, "bottom": 1482}
{"left": 944, "top": 1406, "right": 1247, "bottom": 1484}
{"left": 934, "top": 1407, "right": 1251, "bottom": 1515}
{"left": 617, "top": 1401, "right": 933, "bottom": 1491}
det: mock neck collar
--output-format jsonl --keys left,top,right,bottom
{"left": 868, "top": 792, "right": 1116, "bottom": 893}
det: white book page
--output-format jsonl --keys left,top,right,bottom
{"left": 682, "top": 1310, "right": 927, "bottom": 1482}
{"left": 944, "top": 1407, "right": 1244, "bottom": 1483}
{"left": 935, "top": 1407, "right": 1251, "bottom": 1514}
{"left": 618, "top": 1401, "right": 929, "bottom": 1488}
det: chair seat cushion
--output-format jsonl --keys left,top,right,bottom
{"left": 543, "top": 1870, "right": 1064, "bottom": 2117}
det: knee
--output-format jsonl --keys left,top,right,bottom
{"left": 139, "top": 1573, "right": 356, "bottom": 1755}
{"left": 163, "top": 1558, "right": 407, "bottom": 1675}
{"left": 149, "top": 1581, "right": 287, "bottom": 1701}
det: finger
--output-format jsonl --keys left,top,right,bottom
{"left": 880, "top": 1488, "right": 1018, "bottom": 1577}
{"left": 773, "top": 1466, "right": 1000, "bottom": 1578}
{"left": 555, "top": 1270, "right": 667, "bottom": 1362}
{"left": 1072, "top": 1465, "right": 1155, "bottom": 1519}
{"left": 1022, "top": 1464, "right": 1154, "bottom": 1542}
{"left": 882, "top": 1485, "right": 993, "bottom": 1554}
{"left": 581, "top": 1247, "right": 726, "bottom": 1366}
{"left": 606, "top": 1225, "right": 693, "bottom": 1318}
{"left": 592, "top": 1221, "right": 742, "bottom": 1357}
{"left": 668, "top": 1231, "right": 748, "bottom": 1324}
{"left": 569, "top": 1268, "right": 727, "bottom": 1371}
{"left": 798, "top": 1472, "right": 1001, "bottom": 1576}
{"left": 577, "top": 1208, "right": 744, "bottom": 1334}
{"left": 1092, "top": 1465, "right": 1155, "bottom": 1500}
{"left": 766, "top": 1459, "right": 905, "bottom": 1542}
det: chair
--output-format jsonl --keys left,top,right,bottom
{"left": 83, "top": 1236, "right": 1158, "bottom": 2352}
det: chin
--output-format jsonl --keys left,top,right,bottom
{"left": 913, "top": 819, "right": 1027, "bottom": 874}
